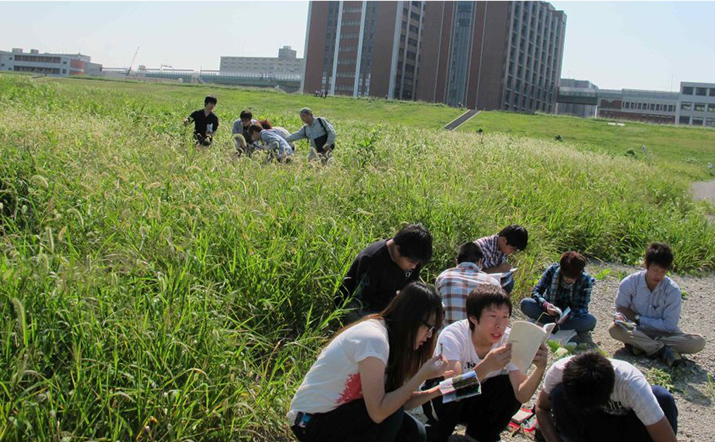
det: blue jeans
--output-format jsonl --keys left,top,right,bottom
{"left": 550, "top": 383, "right": 678, "bottom": 441}
{"left": 520, "top": 298, "right": 597, "bottom": 333}
{"left": 291, "top": 398, "right": 426, "bottom": 442}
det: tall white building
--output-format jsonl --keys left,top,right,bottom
{"left": 0, "top": 48, "right": 100, "bottom": 77}
{"left": 676, "top": 82, "right": 715, "bottom": 127}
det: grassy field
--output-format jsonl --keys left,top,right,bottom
{"left": 459, "top": 111, "right": 715, "bottom": 180}
{"left": 1, "top": 74, "right": 715, "bottom": 440}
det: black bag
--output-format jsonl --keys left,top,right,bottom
{"left": 313, "top": 118, "right": 335, "bottom": 154}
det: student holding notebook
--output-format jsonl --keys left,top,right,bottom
{"left": 423, "top": 284, "right": 547, "bottom": 442}
{"left": 288, "top": 282, "right": 450, "bottom": 442}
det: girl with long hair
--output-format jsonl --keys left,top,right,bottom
{"left": 288, "top": 282, "right": 449, "bottom": 441}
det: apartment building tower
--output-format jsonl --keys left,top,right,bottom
{"left": 301, "top": 1, "right": 425, "bottom": 99}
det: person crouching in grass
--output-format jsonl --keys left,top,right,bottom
{"left": 423, "top": 284, "right": 548, "bottom": 442}
{"left": 247, "top": 122, "right": 294, "bottom": 162}
{"left": 183, "top": 95, "right": 218, "bottom": 146}
{"left": 288, "top": 282, "right": 450, "bottom": 442}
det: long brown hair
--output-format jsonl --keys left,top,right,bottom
{"left": 334, "top": 282, "right": 444, "bottom": 392}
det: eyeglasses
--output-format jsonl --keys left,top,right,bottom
{"left": 422, "top": 320, "right": 436, "bottom": 335}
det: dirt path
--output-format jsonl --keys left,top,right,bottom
{"left": 692, "top": 179, "right": 715, "bottom": 205}
{"left": 411, "top": 262, "right": 715, "bottom": 442}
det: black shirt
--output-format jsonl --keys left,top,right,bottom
{"left": 336, "top": 240, "right": 422, "bottom": 313}
{"left": 189, "top": 109, "right": 219, "bottom": 137}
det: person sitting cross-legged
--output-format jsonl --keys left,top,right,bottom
{"left": 520, "top": 251, "right": 597, "bottom": 341}
{"left": 536, "top": 352, "right": 678, "bottom": 442}
{"left": 608, "top": 242, "right": 706, "bottom": 367}
{"left": 435, "top": 242, "right": 500, "bottom": 325}
{"left": 474, "top": 224, "right": 528, "bottom": 293}
{"left": 423, "top": 284, "right": 548, "bottom": 442}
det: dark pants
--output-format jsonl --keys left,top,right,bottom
{"left": 520, "top": 298, "right": 597, "bottom": 333}
{"left": 424, "top": 374, "right": 520, "bottom": 442}
{"left": 550, "top": 384, "right": 678, "bottom": 442}
{"left": 194, "top": 133, "right": 212, "bottom": 146}
{"left": 291, "top": 398, "right": 426, "bottom": 442}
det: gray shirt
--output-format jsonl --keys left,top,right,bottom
{"left": 285, "top": 117, "right": 336, "bottom": 148}
{"left": 231, "top": 118, "right": 257, "bottom": 135}
{"left": 615, "top": 270, "right": 682, "bottom": 333}
{"left": 260, "top": 129, "right": 294, "bottom": 157}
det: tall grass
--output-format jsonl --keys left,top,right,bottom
{"left": 1, "top": 75, "right": 714, "bottom": 440}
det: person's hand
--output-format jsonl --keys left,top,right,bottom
{"left": 481, "top": 343, "right": 512, "bottom": 373}
{"left": 533, "top": 344, "right": 548, "bottom": 369}
{"left": 544, "top": 303, "right": 559, "bottom": 317}
{"left": 419, "top": 355, "right": 449, "bottom": 380}
{"left": 613, "top": 312, "right": 627, "bottom": 323}
{"left": 183, "top": 118, "right": 189, "bottom": 126}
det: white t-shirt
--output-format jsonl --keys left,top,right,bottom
{"left": 435, "top": 319, "right": 519, "bottom": 381}
{"left": 287, "top": 319, "right": 390, "bottom": 422}
{"left": 543, "top": 356, "right": 665, "bottom": 426}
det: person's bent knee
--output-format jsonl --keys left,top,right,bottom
{"left": 576, "top": 314, "right": 597, "bottom": 333}
{"left": 520, "top": 298, "right": 541, "bottom": 320}
{"left": 608, "top": 321, "right": 624, "bottom": 339}
{"left": 652, "top": 386, "right": 678, "bottom": 433}
{"left": 689, "top": 334, "right": 706, "bottom": 354}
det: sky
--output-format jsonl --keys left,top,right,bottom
{"left": 1, "top": 1, "right": 714, "bottom": 92}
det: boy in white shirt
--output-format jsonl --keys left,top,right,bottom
{"left": 423, "top": 284, "right": 548, "bottom": 442}
{"left": 536, "top": 352, "right": 678, "bottom": 442}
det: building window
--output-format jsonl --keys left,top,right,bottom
{"left": 682, "top": 86, "right": 694, "bottom": 95}
{"left": 692, "top": 118, "right": 704, "bottom": 126}
{"left": 681, "top": 102, "right": 692, "bottom": 111}
{"left": 696, "top": 87, "right": 707, "bottom": 96}
{"left": 707, "top": 104, "right": 715, "bottom": 113}
{"left": 62, "top": 69, "right": 66, "bottom": 74}
{"left": 694, "top": 103, "right": 706, "bottom": 112}
{"left": 679, "top": 116, "right": 690, "bottom": 124}
{"left": 706, "top": 118, "right": 715, "bottom": 127}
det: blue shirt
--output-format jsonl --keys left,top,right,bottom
{"left": 615, "top": 270, "right": 682, "bottom": 333}
{"left": 260, "top": 129, "right": 294, "bottom": 157}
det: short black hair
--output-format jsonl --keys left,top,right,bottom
{"left": 205, "top": 95, "right": 217, "bottom": 105}
{"left": 498, "top": 224, "right": 528, "bottom": 251}
{"left": 466, "top": 284, "right": 511, "bottom": 330}
{"left": 644, "top": 242, "right": 674, "bottom": 270}
{"left": 393, "top": 224, "right": 433, "bottom": 264}
{"left": 457, "top": 242, "right": 484, "bottom": 265}
{"left": 562, "top": 352, "right": 615, "bottom": 410}
{"left": 240, "top": 110, "right": 253, "bottom": 120}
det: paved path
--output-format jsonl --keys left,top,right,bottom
{"left": 444, "top": 109, "right": 480, "bottom": 131}
{"left": 691, "top": 179, "right": 715, "bottom": 205}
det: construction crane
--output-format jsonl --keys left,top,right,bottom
{"left": 126, "top": 46, "right": 140, "bottom": 76}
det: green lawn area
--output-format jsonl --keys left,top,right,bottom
{"left": 459, "top": 111, "right": 715, "bottom": 180}
{"left": 43, "top": 76, "right": 464, "bottom": 130}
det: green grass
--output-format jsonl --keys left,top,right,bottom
{"left": 1, "top": 74, "right": 715, "bottom": 440}
{"left": 459, "top": 111, "right": 715, "bottom": 180}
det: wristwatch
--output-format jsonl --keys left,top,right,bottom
{"left": 634, "top": 314, "right": 641, "bottom": 325}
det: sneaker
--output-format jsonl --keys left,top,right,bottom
{"left": 625, "top": 344, "right": 645, "bottom": 356}
{"left": 661, "top": 346, "right": 684, "bottom": 368}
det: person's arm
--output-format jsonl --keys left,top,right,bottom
{"left": 645, "top": 416, "right": 678, "bottom": 442}
{"left": 532, "top": 266, "right": 555, "bottom": 305}
{"left": 615, "top": 276, "right": 638, "bottom": 321}
{"left": 572, "top": 276, "right": 594, "bottom": 316}
{"left": 232, "top": 120, "right": 241, "bottom": 135}
{"left": 638, "top": 286, "right": 682, "bottom": 333}
{"left": 359, "top": 355, "right": 448, "bottom": 423}
{"left": 184, "top": 111, "right": 197, "bottom": 125}
{"left": 403, "top": 384, "right": 444, "bottom": 410}
{"left": 536, "top": 390, "right": 563, "bottom": 442}
{"left": 284, "top": 126, "right": 307, "bottom": 143}
{"left": 483, "top": 261, "right": 512, "bottom": 273}
{"left": 213, "top": 117, "right": 219, "bottom": 132}
{"left": 335, "top": 254, "right": 372, "bottom": 307}
{"left": 322, "top": 118, "right": 336, "bottom": 145}
{"left": 509, "top": 344, "right": 548, "bottom": 403}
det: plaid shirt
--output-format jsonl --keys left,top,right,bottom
{"left": 531, "top": 263, "right": 594, "bottom": 316}
{"left": 474, "top": 234, "right": 506, "bottom": 270}
{"left": 436, "top": 262, "right": 501, "bottom": 324}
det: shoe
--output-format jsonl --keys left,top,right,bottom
{"left": 625, "top": 344, "right": 645, "bottom": 356}
{"left": 661, "top": 345, "right": 683, "bottom": 368}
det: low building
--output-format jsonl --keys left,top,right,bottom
{"left": 556, "top": 79, "right": 598, "bottom": 118}
{"left": 596, "top": 88, "right": 679, "bottom": 125}
{"left": 0, "top": 48, "right": 99, "bottom": 77}
{"left": 220, "top": 46, "right": 303, "bottom": 75}
{"left": 676, "top": 82, "right": 715, "bottom": 127}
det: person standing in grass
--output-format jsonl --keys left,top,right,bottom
{"left": 336, "top": 224, "right": 433, "bottom": 324}
{"left": 247, "top": 123, "right": 294, "bottom": 161}
{"left": 285, "top": 107, "right": 336, "bottom": 162}
{"left": 435, "top": 242, "right": 500, "bottom": 325}
{"left": 423, "top": 284, "right": 548, "bottom": 442}
{"left": 231, "top": 109, "right": 258, "bottom": 155}
{"left": 520, "top": 251, "right": 597, "bottom": 340}
{"left": 288, "top": 282, "right": 450, "bottom": 442}
{"left": 536, "top": 352, "right": 678, "bottom": 442}
{"left": 474, "top": 224, "right": 528, "bottom": 293}
{"left": 183, "top": 95, "right": 219, "bottom": 146}
{"left": 608, "top": 242, "right": 705, "bottom": 367}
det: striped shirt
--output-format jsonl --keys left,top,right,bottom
{"left": 436, "top": 262, "right": 501, "bottom": 325}
{"left": 474, "top": 234, "right": 507, "bottom": 270}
